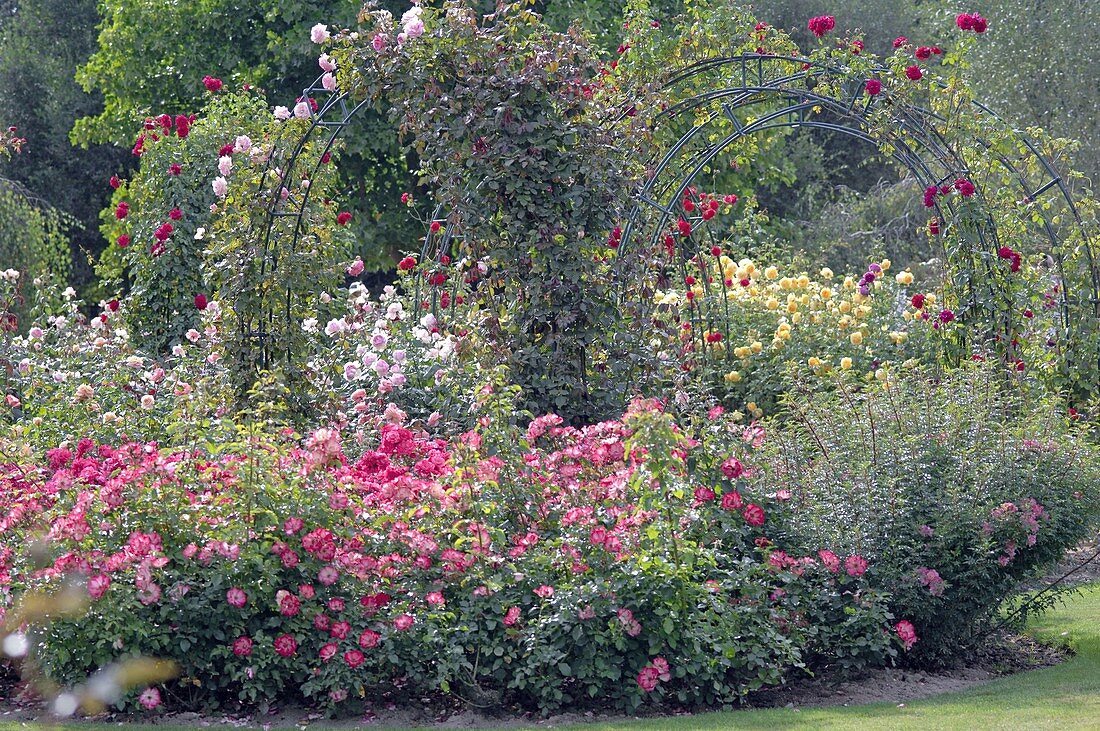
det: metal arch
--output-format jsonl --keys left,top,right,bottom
{"left": 252, "top": 52, "right": 1099, "bottom": 379}
{"left": 613, "top": 53, "right": 1098, "bottom": 368}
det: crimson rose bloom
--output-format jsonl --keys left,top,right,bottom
{"left": 194, "top": 294, "right": 208, "bottom": 310}
{"left": 336, "top": 211, "right": 352, "bottom": 226}
{"left": 807, "top": 15, "right": 835, "bottom": 38}
{"left": 273, "top": 633, "right": 297, "bottom": 657}
{"left": 232, "top": 636, "right": 252, "bottom": 657}
{"left": 865, "top": 79, "right": 882, "bottom": 96}
{"left": 904, "top": 66, "right": 923, "bottom": 81}
{"left": 954, "top": 178, "right": 976, "bottom": 197}
{"left": 202, "top": 75, "right": 223, "bottom": 92}
{"left": 742, "top": 504, "right": 766, "bottom": 527}
{"left": 911, "top": 293, "right": 925, "bottom": 309}
{"left": 114, "top": 202, "right": 130, "bottom": 219}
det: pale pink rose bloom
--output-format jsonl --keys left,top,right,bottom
{"left": 318, "top": 54, "right": 336, "bottom": 72}
{"left": 404, "top": 19, "right": 424, "bottom": 38}
{"left": 212, "top": 176, "right": 228, "bottom": 198}
{"left": 346, "top": 257, "right": 364, "bottom": 276}
{"left": 185, "top": 328, "right": 201, "bottom": 343}
{"left": 322, "top": 73, "right": 336, "bottom": 91}
{"left": 140, "top": 394, "right": 155, "bottom": 410}
{"left": 273, "top": 106, "right": 291, "bottom": 120}
{"left": 310, "top": 23, "right": 330, "bottom": 44}
{"left": 218, "top": 155, "right": 233, "bottom": 176}
{"left": 233, "top": 135, "right": 252, "bottom": 153}
{"left": 293, "top": 101, "right": 311, "bottom": 119}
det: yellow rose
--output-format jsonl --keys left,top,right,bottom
{"left": 840, "top": 357, "right": 853, "bottom": 370}
{"left": 850, "top": 331, "right": 864, "bottom": 345}
{"left": 820, "top": 267, "right": 834, "bottom": 280}
{"left": 764, "top": 266, "right": 779, "bottom": 280}
{"left": 751, "top": 341, "right": 763, "bottom": 353}
{"left": 766, "top": 297, "right": 779, "bottom": 310}
{"left": 807, "top": 356, "right": 822, "bottom": 368}
{"left": 820, "top": 288, "right": 833, "bottom": 300}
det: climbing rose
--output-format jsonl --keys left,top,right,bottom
{"left": 347, "top": 258, "right": 365, "bottom": 277}
{"left": 114, "top": 202, "right": 130, "bottom": 219}
{"left": 398, "top": 256, "right": 417, "bottom": 271}
{"left": 274, "top": 634, "right": 297, "bottom": 657}
{"left": 677, "top": 218, "right": 692, "bottom": 237}
{"left": 954, "top": 178, "right": 976, "bottom": 197}
{"left": 915, "top": 46, "right": 932, "bottom": 60}
{"left": 956, "top": 13, "right": 987, "bottom": 33}
{"left": 117, "top": 234, "right": 130, "bottom": 248}
{"left": 202, "top": 76, "right": 223, "bottom": 92}
{"left": 109, "top": 175, "right": 121, "bottom": 189}
{"left": 807, "top": 15, "right": 835, "bottom": 38}
{"left": 337, "top": 211, "right": 352, "bottom": 225}
{"left": 175, "top": 115, "right": 190, "bottom": 138}
{"left": 865, "top": 79, "right": 882, "bottom": 96}
{"left": 195, "top": 294, "right": 208, "bottom": 310}
{"left": 893, "top": 36, "right": 908, "bottom": 48}
{"left": 721, "top": 491, "right": 743, "bottom": 511}
{"left": 904, "top": 66, "right": 923, "bottom": 81}
{"left": 310, "top": 23, "right": 330, "bottom": 44}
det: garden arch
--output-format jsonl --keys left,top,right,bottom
{"left": 257, "top": 52, "right": 1099, "bottom": 373}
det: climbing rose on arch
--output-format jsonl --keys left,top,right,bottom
{"left": 865, "top": 79, "right": 882, "bottom": 96}
{"left": 807, "top": 16, "right": 835, "bottom": 38}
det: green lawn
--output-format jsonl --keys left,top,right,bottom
{"left": 4, "top": 583, "right": 1099, "bottom": 731}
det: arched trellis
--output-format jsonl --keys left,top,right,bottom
{"left": 611, "top": 53, "right": 1099, "bottom": 369}
{"left": 255, "top": 52, "right": 1099, "bottom": 378}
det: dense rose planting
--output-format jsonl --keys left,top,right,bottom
{"left": 1, "top": 403, "right": 906, "bottom": 712}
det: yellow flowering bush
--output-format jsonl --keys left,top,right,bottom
{"left": 653, "top": 254, "right": 940, "bottom": 416}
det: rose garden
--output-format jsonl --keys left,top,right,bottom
{"left": 1, "top": 1, "right": 1099, "bottom": 728}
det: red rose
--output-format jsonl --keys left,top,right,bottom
{"left": 175, "top": 115, "right": 190, "bottom": 138}
{"left": 911, "top": 293, "right": 925, "bottom": 309}
{"left": 865, "top": 79, "right": 882, "bottom": 96}
{"left": 194, "top": 294, "right": 208, "bottom": 310}
{"left": 273, "top": 633, "right": 297, "bottom": 657}
{"left": 117, "top": 234, "right": 130, "bottom": 248}
{"left": 109, "top": 175, "right": 121, "bottom": 189}
{"left": 742, "top": 504, "right": 766, "bottom": 527}
{"left": 398, "top": 256, "right": 417, "bottom": 271}
{"left": 168, "top": 164, "right": 182, "bottom": 176}
{"left": 807, "top": 15, "right": 835, "bottom": 38}
{"left": 344, "top": 650, "right": 365, "bottom": 668}
{"left": 677, "top": 218, "right": 692, "bottom": 237}
{"left": 915, "top": 46, "right": 932, "bottom": 60}
{"left": 202, "top": 75, "right": 223, "bottom": 92}
{"left": 336, "top": 211, "right": 352, "bottom": 226}
{"left": 893, "top": 36, "right": 908, "bottom": 49}
{"left": 169, "top": 208, "right": 182, "bottom": 220}
{"left": 904, "top": 66, "right": 923, "bottom": 81}
{"left": 954, "top": 178, "right": 976, "bottom": 197}
{"left": 429, "top": 220, "right": 442, "bottom": 233}
{"left": 115, "top": 202, "right": 130, "bottom": 219}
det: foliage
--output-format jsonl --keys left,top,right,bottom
{"left": 0, "top": 0, "right": 130, "bottom": 296}
{"left": 759, "top": 364, "right": 1100, "bottom": 665}
{"left": 0, "top": 182, "right": 72, "bottom": 328}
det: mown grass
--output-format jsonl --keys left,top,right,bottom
{"left": 4, "top": 582, "right": 1098, "bottom": 731}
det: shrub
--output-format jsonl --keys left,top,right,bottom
{"left": 1, "top": 402, "right": 907, "bottom": 713}
{"left": 757, "top": 363, "right": 1100, "bottom": 664}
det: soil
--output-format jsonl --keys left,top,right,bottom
{"left": 1, "top": 538, "right": 1095, "bottom": 729}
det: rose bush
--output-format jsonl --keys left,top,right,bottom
{"left": 2, "top": 400, "right": 907, "bottom": 713}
